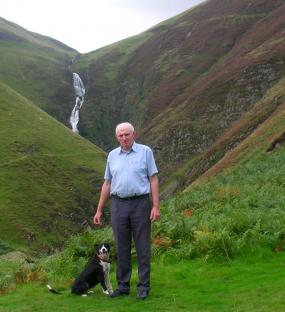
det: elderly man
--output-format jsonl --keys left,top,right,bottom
{"left": 93, "top": 122, "right": 160, "bottom": 300}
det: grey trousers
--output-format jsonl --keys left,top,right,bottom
{"left": 111, "top": 195, "right": 151, "bottom": 293}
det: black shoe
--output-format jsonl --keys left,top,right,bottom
{"left": 136, "top": 289, "right": 149, "bottom": 300}
{"left": 109, "top": 289, "right": 129, "bottom": 298}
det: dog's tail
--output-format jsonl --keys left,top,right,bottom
{"left": 46, "top": 284, "right": 61, "bottom": 295}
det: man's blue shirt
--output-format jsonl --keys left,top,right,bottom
{"left": 104, "top": 142, "right": 158, "bottom": 198}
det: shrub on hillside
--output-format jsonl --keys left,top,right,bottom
{"left": 0, "top": 241, "right": 14, "bottom": 256}
{"left": 153, "top": 149, "right": 285, "bottom": 261}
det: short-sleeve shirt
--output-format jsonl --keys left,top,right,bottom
{"left": 104, "top": 142, "right": 158, "bottom": 198}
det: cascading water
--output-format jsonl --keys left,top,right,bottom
{"left": 70, "top": 73, "right": 85, "bottom": 133}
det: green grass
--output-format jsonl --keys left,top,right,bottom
{"left": 0, "top": 82, "right": 106, "bottom": 252}
{"left": 0, "top": 42, "right": 75, "bottom": 122}
{"left": 1, "top": 252, "right": 285, "bottom": 311}
{"left": 0, "top": 17, "right": 77, "bottom": 124}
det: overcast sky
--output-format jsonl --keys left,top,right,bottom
{"left": 1, "top": 0, "right": 204, "bottom": 53}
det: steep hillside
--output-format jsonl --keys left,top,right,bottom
{"left": 158, "top": 77, "right": 285, "bottom": 195}
{"left": 141, "top": 0, "right": 285, "bottom": 190}
{"left": 153, "top": 94, "right": 285, "bottom": 260}
{"left": 187, "top": 80, "right": 285, "bottom": 190}
{"left": 0, "top": 82, "right": 106, "bottom": 253}
{"left": 70, "top": 0, "right": 285, "bottom": 195}
{"left": 0, "top": 17, "right": 77, "bottom": 125}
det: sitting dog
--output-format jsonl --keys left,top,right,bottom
{"left": 47, "top": 243, "right": 113, "bottom": 296}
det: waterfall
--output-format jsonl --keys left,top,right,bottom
{"left": 70, "top": 73, "right": 85, "bottom": 133}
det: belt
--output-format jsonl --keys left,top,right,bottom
{"left": 112, "top": 194, "right": 149, "bottom": 201}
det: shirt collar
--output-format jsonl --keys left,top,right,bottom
{"left": 119, "top": 141, "right": 137, "bottom": 154}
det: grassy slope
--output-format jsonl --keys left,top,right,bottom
{"left": 0, "top": 17, "right": 76, "bottom": 53}
{"left": 0, "top": 82, "right": 106, "bottom": 252}
{"left": 0, "top": 17, "right": 77, "bottom": 125}
{"left": 1, "top": 254, "right": 285, "bottom": 311}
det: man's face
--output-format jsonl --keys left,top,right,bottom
{"left": 116, "top": 127, "right": 135, "bottom": 151}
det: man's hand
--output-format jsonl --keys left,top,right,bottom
{"left": 93, "top": 211, "right": 102, "bottom": 225}
{"left": 150, "top": 206, "right": 160, "bottom": 222}
{"left": 94, "top": 180, "right": 111, "bottom": 226}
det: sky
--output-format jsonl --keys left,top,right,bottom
{"left": 0, "top": 0, "right": 204, "bottom": 53}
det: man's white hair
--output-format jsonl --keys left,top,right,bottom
{"left": 115, "top": 122, "right": 135, "bottom": 135}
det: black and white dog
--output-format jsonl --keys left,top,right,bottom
{"left": 47, "top": 243, "right": 113, "bottom": 296}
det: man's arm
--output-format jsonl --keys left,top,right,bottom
{"left": 93, "top": 179, "right": 111, "bottom": 225}
{"left": 150, "top": 174, "right": 160, "bottom": 222}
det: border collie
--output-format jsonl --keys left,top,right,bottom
{"left": 47, "top": 243, "right": 113, "bottom": 296}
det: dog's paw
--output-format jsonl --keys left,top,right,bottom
{"left": 102, "top": 289, "right": 109, "bottom": 295}
{"left": 81, "top": 294, "right": 88, "bottom": 297}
